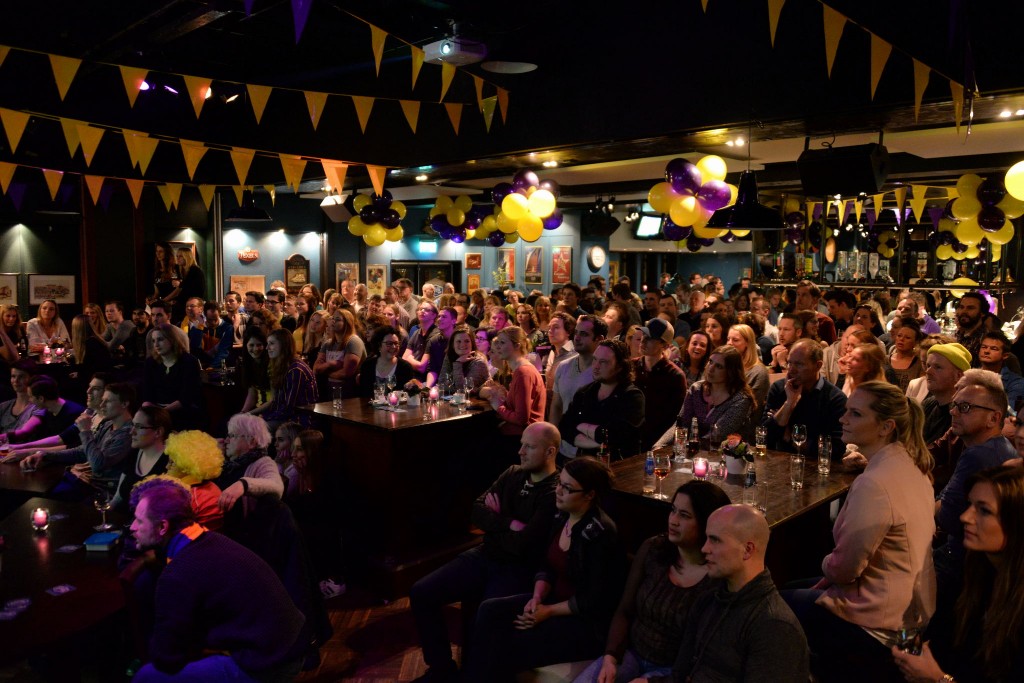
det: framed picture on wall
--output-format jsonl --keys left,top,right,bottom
{"left": 284, "top": 254, "right": 310, "bottom": 295}
{"left": 335, "top": 262, "right": 359, "bottom": 291}
{"left": 465, "top": 253, "right": 482, "bottom": 270}
{"left": 551, "top": 246, "right": 572, "bottom": 285}
{"left": 0, "top": 274, "right": 17, "bottom": 305}
{"left": 467, "top": 274, "right": 481, "bottom": 291}
{"left": 608, "top": 260, "right": 619, "bottom": 283}
{"left": 524, "top": 246, "right": 543, "bottom": 286}
{"left": 28, "top": 274, "right": 75, "bottom": 305}
{"left": 229, "top": 275, "right": 266, "bottom": 295}
{"left": 366, "top": 264, "right": 387, "bottom": 296}
{"left": 496, "top": 248, "right": 515, "bottom": 286}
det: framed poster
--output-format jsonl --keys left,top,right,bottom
{"left": 229, "top": 275, "right": 266, "bottom": 295}
{"left": 524, "top": 246, "right": 543, "bottom": 286}
{"left": 335, "top": 262, "right": 359, "bottom": 291}
{"left": 0, "top": 274, "right": 18, "bottom": 305}
{"left": 28, "top": 274, "right": 75, "bottom": 304}
{"left": 467, "top": 274, "right": 481, "bottom": 291}
{"left": 608, "top": 260, "right": 620, "bottom": 284}
{"left": 551, "top": 246, "right": 572, "bottom": 285}
{"left": 366, "top": 264, "right": 387, "bottom": 296}
{"left": 465, "top": 253, "right": 482, "bottom": 270}
{"left": 496, "top": 248, "right": 515, "bottom": 286}
{"left": 284, "top": 254, "right": 310, "bottom": 295}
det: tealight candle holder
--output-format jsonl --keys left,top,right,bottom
{"left": 693, "top": 457, "right": 709, "bottom": 480}
{"left": 387, "top": 391, "right": 399, "bottom": 412}
{"left": 30, "top": 507, "right": 50, "bottom": 531}
{"left": 428, "top": 386, "right": 440, "bottom": 402}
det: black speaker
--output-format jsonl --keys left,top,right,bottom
{"left": 581, "top": 210, "right": 620, "bottom": 237}
{"left": 797, "top": 143, "right": 890, "bottom": 197}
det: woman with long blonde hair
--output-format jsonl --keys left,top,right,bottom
{"left": 726, "top": 323, "right": 769, "bottom": 410}
{"left": 0, "top": 304, "right": 22, "bottom": 364}
{"left": 165, "top": 247, "right": 206, "bottom": 323}
{"left": 840, "top": 342, "right": 888, "bottom": 397}
{"left": 484, "top": 326, "right": 546, "bottom": 458}
{"left": 26, "top": 299, "right": 70, "bottom": 356}
{"left": 82, "top": 303, "right": 107, "bottom": 338}
{"left": 70, "top": 314, "right": 112, "bottom": 379}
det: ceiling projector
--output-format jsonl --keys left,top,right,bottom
{"left": 423, "top": 37, "right": 488, "bottom": 66}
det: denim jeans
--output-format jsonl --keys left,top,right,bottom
{"left": 133, "top": 655, "right": 300, "bottom": 683}
{"left": 573, "top": 649, "right": 674, "bottom": 682}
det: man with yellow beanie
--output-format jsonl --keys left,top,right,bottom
{"left": 922, "top": 342, "right": 971, "bottom": 445}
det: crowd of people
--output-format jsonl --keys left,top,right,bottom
{"left": 3, "top": 257, "right": 1024, "bottom": 682}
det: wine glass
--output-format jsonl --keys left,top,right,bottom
{"left": 792, "top": 424, "right": 807, "bottom": 459}
{"left": 93, "top": 490, "right": 113, "bottom": 531}
{"left": 385, "top": 375, "right": 396, "bottom": 395}
{"left": 653, "top": 452, "right": 672, "bottom": 500}
{"left": 464, "top": 376, "right": 476, "bottom": 397}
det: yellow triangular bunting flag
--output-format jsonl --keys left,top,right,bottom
{"left": 198, "top": 185, "right": 215, "bottom": 211}
{"left": 399, "top": 100, "right": 420, "bottom": 134}
{"left": 0, "top": 162, "right": 15, "bottom": 194}
{"left": 60, "top": 118, "right": 82, "bottom": 157}
{"left": 445, "top": 102, "right": 462, "bottom": 135}
{"left": 410, "top": 47, "right": 424, "bottom": 89}
{"left": 232, "top": 185, "right": 245, "bottom": 205}
{"left": 0, "top": 46, "right": 8, "bottom": 68}
{"left": 84, "top": 175, "right": 105, "bottom": 205}
{"left": 767, "top": 0, "right": 786, "bottom": 47}
{"left": 166, "top": 183, "right": 182, "bottom": 209}
{"left": 48, "top": 54, "right": 81, "bottom": 100}
{"left": 840, "top": 199, "right": 851, "bottom": 222}
{"left": 473, "top": 75, "right": 484, "bottom": 111}
{"left": 822, "top": 5, "right": 846, "bottom": 78}
{"left": 229, "top": 147, "right": 256, "bottom": 185}
{"left": 913, "top": 59, "right": 931, "bottom": 123}
{"left": 701, "top": 0, "right": 709, "bottom": 11}
{"left": 135, "top": 135, "right": 159, "bottom": 175}
{"left": 366, "top": 165, "right": 386, "bottom": 197}
{"left": 497, "top": 88, "right": 509, "bottom": 123}
{"left": 894, "top": 186, "right": 908, "bottom": 210}
{"left": 439, "top": 62, "right": 456, "bottom": 102}
{"left": 125, "top": 179, "right": 145, "bottom": 208}
{"left": 263, "top": 184, "right": 276, "bottom": 206}
{"left": 351, "top": 96, "right": 374, "bottom": 133}
{"left": 481, "top": 96, "right": 497, "bottom": 132}
{"left": 871, "top": 193, "right": 885, "bottom": 213}
{"left": 280, "top": 155, "right": 306, "bottom": 193}
{"left": 183, "top": 76, "right": 212, "bottom": 118}
{"left": 77, "top": 124, "right": 105, "bottom": 167}
{"left": 119, "top": 66, "right": 149, "bottom": 107}
{"left": 854, "top": 200, "right": 863, "bottom": 223}
{"left": 122, "top": 130, "right": 141, "bottom": 168}
{"left": 304, "top": 91, "right": 329, "bottom": 130}
{"left": 869, "top": 34, "right": 891, "bottom": 100}
{"left": 0, "top": 108, "right": 30, "bottom": 153}
{"left": 805, "top": 201, "right": 816, "bottom": 225}
{"left": 157, "top": 184, "right": 174, "bottom": 211}
{"left": 321, "top": 160, "right": 349, "bottom": 193}
{"left": 42, "top": 169, "right": 63, "bottom": 201}
{"left": 370, "top": 25, "right": 387, "bottom": 76}
{"left": 910, "top": 195, "right": 927, "bottom": 224}
{"left": 247, "top": 84, "right": 272, "bottom": 124}
{"left": 912, "top": 184, "right": 928, "bottom": 200}
{"left": 180, "top": 140, "right": 208, "bottom": 181}
{"left": 950, "top": 81, "right": 964, "bottom": 133}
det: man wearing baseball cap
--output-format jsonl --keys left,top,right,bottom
{"left": 632, "top": 318, "right": 686, "bottom": 450}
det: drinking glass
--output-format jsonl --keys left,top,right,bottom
{"left": 817, "top": 436, "right": 832, "bottom": 476}
{"left": 673, "top": 426, "right": 687, "bottom": 462}
{"left": 756, "top": 482, "right": 769, "bottom": 513}
{"left": 332, "top": 386, "right": 344, "bottom": 413}
{"left": 895, "top": 627, "right": 923, "bottom": 656}
{"left": 464, "top": 377, "right": 476, "bottom": 397}
{"left": 387, "top": 391, "right": 400, "bottom": 412}
{"left": 93, "top": 490, "right": 114, "bottom": 531}
{"left": 653, "top": 452, "right": 671, "bottom": 500}
{"left": 790, "top": 455, "right": 805, "bottom": 489}
{"left": 385, "top": 375, "right": 396, "bottom": 394}
{"left": 791, "top": 424, "right": 807, "bottom": 460}
{"left": 755, "top": 426, "right": 767, "bottom": 457}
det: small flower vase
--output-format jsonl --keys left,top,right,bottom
{"left": 726, "top": 455, "right": 748, "bottom": 476}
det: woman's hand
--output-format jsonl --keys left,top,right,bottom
{"left": 513, "top": 601, "right": 551, "bottom": 630}
{"left": 842, "top": 448, "right": 868, "bottom": 470}
{"left": 891, "top": 642, "right": 944, "bottom": 683}
{"left": 597, "top": 655, "right": 618, "bottom": 683}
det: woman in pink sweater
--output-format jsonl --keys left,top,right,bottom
{"left": 485, "top": 326, "right": 546, "bottom": 454}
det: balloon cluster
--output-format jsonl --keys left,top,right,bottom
{"left": 427, "top": 195, "right": 489, "bottom": 244}
{"left": 1006, "top": 161, "right": 1024, "bottom": 201}
{"left": 869, "top": 230, "right": 899, "bottom": 258}
{"left": 474, "top": 170, "right": 562, "bottom": 246}
{"left": 935, "top": 173, "right": 1023, "bottom": 263}
{"left": 347, "top": 191, "right": 407, "bottom": 247}
{"left": 646, "top": 156, "right": 742, "bottom": 252}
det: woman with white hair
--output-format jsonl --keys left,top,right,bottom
{"left": 214, "top": 412, "right": 284, "bottom": 513}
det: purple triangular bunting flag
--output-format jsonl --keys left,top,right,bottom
{"left": 865, "top": 208, "right": 876, "bottom": 228}
{"left": 812, "top": 203, "right": 823, "bottom": 221}
{"left": 927, "top": 207, "right": 943, "bottom": 230}
{"left": 842, "top": 202, "right": 853, "bottom": 224}
{"left": 56, "top": 182, "right": 75, "bottom": 205}
{"left": 98, "top": 182, "right": 115, "bottom": 211}
{"left": 243, "top": 0, "right": 256, "bottom": 15}
{"left": 291, "top": 0, "right": 312, "bottom": 43}
{"left": 7, "top": 182, "right": 27, "bottom": 211}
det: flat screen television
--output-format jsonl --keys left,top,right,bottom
{"left": 633, "top": 204, "right": 664, "bottom": 240}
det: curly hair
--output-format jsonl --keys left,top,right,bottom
{"left": 165, "top": 430, "right": 224, "bottom": 484}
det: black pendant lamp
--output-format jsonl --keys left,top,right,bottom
{"left": 226, "top": 189, "right": 272, "bottom": 222}
{"left": 705, "top": 170, "right": 783, "bottom": 231}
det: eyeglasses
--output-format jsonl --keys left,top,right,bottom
{"left": 225, "top": 433, "right": 242, "bottom": 439}
{"left": 132, "top": 423, "right": 154, "bottom": 430}
{"left": 555, "top": 481, "right": 585, "bottom": 495}
{"left": 950, "top": 401, "right": 997, "bottom": 415}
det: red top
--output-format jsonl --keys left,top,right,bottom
{"left": 496, "top": 363, "right": 546, "bottom": 436}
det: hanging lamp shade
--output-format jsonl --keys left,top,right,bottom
{"left": 706, "top": 170, "right": 783, "bottom": 231}
{"left": 226, "top": 189, "right": 271, "bottom": 221}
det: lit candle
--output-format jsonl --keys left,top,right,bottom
{"left": 388, "top": 391, "right": 399, "bottom": 410}
{"left": 31, "top": 507, "right": 49, "bottom": 530}
{"left": 54, "top": 347, "right": 64, "bottom": 358}
{"left": 693, "top": 457, "right": 709, "bottom": 479}
{"left": 428, "top": 386, "right": 440, "bottom": 401}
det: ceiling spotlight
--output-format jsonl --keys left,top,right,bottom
{"left": 139, "top": 81, "right": 151, "bottom": 91}
{"left": 440, "top": 40, "right": 453, "bottom": 56}
{"left": 542, "top": 160, "right": 558, "bottom": 168}
{"left": 204, "top": 87, "right": 213, "bottom": 100}
{"left": 726, "top": 140, "right": 734, "bottom": 147}
{"left": 1000, "top": 110, "right": 1012, "bottom": 118}
{"left": 163, "top": 85, "right": 178, "bottom": 94}
{"left": 735, "top": 137, "right": 745, "bottom": 146}
{"left": 389, "top": 169, "right": 401, "bottom": 175}
{"left": 415, "top": 174, "right": 429, "bottom": 181}
{"left": 1017, "top": 109, "right": 1024, "bottom": 116}
{"left": 225, "top": 93, "right": 239, "bottom": 103}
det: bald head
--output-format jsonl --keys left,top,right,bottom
{"left": 703, "top": 504, "right": 771, "bottom": 591}
{"left": 715, "top": 505, "right": 770, "bottom": 555}
{"left": 519, "top": 421, "right": 560, "bottom": 478}
{"left": 524, "top": 421, "right": 560, "bottom": 451}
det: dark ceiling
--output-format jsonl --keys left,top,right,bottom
{"left": 1, "top": 0, "right": 1023, "bottom": 197}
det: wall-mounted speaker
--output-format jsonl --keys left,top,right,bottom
{"left": 581, "top": 210, "right": 620, "bottom": 237}
{"left": 798, "top": 143, "right": 889, "bottom": 197}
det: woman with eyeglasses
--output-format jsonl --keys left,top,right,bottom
{"left": 111, "top": 405, "right": 172, "bottom": 512}
{"left": 466, "top": 457, "right": 626, "bottom": 681}
{"left": 782, "top": 382, "right": 936, "bottom": 683}
{"left": 356, "top": 326, "right": 414, "bottom": 398}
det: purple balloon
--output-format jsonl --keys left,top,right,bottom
{"left": 491, "top": 182, "right": 514, "bottom": 205}
{"left": 360, "top": 204, "right": 382, "bottom": 224}
{"left": 785, "top": 212, "right": 806, "bottom": 230}
{"left": 978, "top": 205, "right": 1005, "bottom": 232}
{"left": 699, "top": 238, "right": 714, "bottom": 247}
{"left": 952, "top": 240, "right": 969, "bottom": 254}
{"left": 539, "top": 179, "right": 561, "bottom": 198}
{"left": 381, "top": 208, "right": 401, "bottom": 229}
{"left": 942, "top": 198, "right": 956, "bottom": 219}
{"left": 371, "top": 190, "right": 393, "bottom": 208}
{"left": 686, "top": 236, "right": 703, "bottom": 252}
{"left": 677, "top": 225, "right": 693, "bottom": 240}
{"left": 430, "top": 214, "right": 448, "bottom": 232}
{"left": 542, "top": 208, "right": 563, "bottom": 230}
{"left": 488, "top": 231, "right": 506, "bottom": 247}
{"left": 976, "top": 177, "right": 1006, "bottom": 207}
{"left": 719, "top": 231, "right": 736, "bottom": 243}
{"left": 928, "top": 232, "right": 941, "bottom": 249}
{"left": 666, "top": 158, "right": 702, "bottom": 195}
{"left": 450, "top": 227, "right": 467, "bottom": 244}
{"left": 663, "top": 220, "right": 684, "bottom": 241}
{"left": 940, "top": 231, "right": 956, "bottom": 245}
{"left": 512, "top": 170, "right": 540, "bottom": 193}
{"left": 697, "top": 180, "right": 732, "bottom": 211}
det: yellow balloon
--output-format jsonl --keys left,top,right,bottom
{"left": 955, "top": 216, "right": 984, "bottom": 245}
{"left": 938, "top": 217, "right": 957, "bottom": 233}
{"left": 731, "top": 229, "right": 750, "bottom": 237}
{"left": 670, "top": 195, "right": 704, "bottom": 227}
{"left": 353, "top": 194, "right": 371, "bottom": 212}
{"left": 964, "top": 245, "right": 980, "bottom": 259}
{"left": 504, "top": 231, "right": 519, "bottom": 244}
{"left": 496, "top": 211, "right": 518, "bottom": 233}
{"left": 454, "top": 195, "right": 473, "bottom": 213}
{"left": 465, "top": 229, "right": 476, "bottom": 240}
{"left": 363, "top": 225, "right": 386, "bottom": 247}
{"left": 526, "top": 186, "right": 537, "bottom": 198}
{"left": 935, "top": 244, "right": 953, "bottom": 261}
{"left": 434, "top": 195, "right": 454, "bottom": 212}
{"left": 480, "top": 215, "right": 497, "bottom": 234}
{"left": 502, "top": 193, "right": 529, "bottom": 220}
{"left": 878, "top": 247, "right": 895, "bottom": 259}
{"left": 648, "top": 182, "right": 677, "bottom": 214}
{"left": 518, "top": 214, "right": 543, "bottom": 242}
{"left": 527, "top": 189, "right": 556, "bottom": 218}
{"left": 429, "top": 206, "right": 444, "bottom": 218}
{"left": 956, "top": 173, "right": 984, "bottom": 199}
{"left": 693, "top": 226, "right": 727, "bottom": 239}
{"left": 384, "top": 226, "right": 404, "bottom": 242}
{"left": 991, "top": 244, "right": 1002, "bottom": 262}
{"left": 1006, "top": 160, "right": 1024, "bottom": 201}
{"left": 949, "top": 277, "right": 979, "bottom": 297}
{"left": 392, "top": 201, "right": 407, "bottom": 219}
{"left": 987, "top": 220, "right": 1015, "bottom": 245}
{"left": 951, "top": 249, "right": 966, "bottom": 261}
{"left": 726, "top": 184, "right": 739, "bottom": 207}
{"left": 696, "top": 155, "right": 728, "bottom": 182}
{"left": 675, "top": 239, "right": 688, "bottom": 250}
{"left": 951, "top": 196, "right": 981, "bottom": 220}
{"left": 447, "top": 208, "right": 466, "bottom": 226}
{"left": 348, "top": 216, "right": 367, "bottom": 236}
{"left": 996, "top": 192, "right": 1024, "bottom": 219}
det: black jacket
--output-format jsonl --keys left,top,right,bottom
{"left": 559, "top": 381, "right": 645, "bottom": 460}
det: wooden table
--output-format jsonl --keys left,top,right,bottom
{"left": 0, "top": 497, "right": 126, "bottom": 666}
{"left": 302, "top": 397, "right": 501, "bottom": 597}
{"left": 607, "top": 449, "right": 858, "bottom": 586}
{"left": 0, "top": 461, "right": 66, "bottom": 517}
